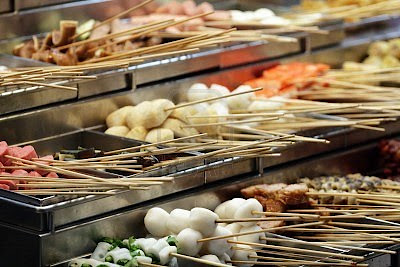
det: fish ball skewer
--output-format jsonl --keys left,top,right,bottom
{"left": 126, "top": 99, "right": 174, "bottom": 129}
{"left": 105, "top": 126, "right": 130, "bottom": 137}
{"left": 125, "top": 126, "right": 148, "bottom": 141}
{"left": 161, "top": 118, "right": 198, "bottom": 138}
{"left": 144, "top": 207, "right": 170, "bottom": 237}
{"left": 224, "top": 198, "right": 247, "bottom": 219}
{"left": 190, "top": 207, "right": 219, "bottom": 236}
{"left": 167, "top": 209, "right": 191, "bottom": 234}
{"left": 176, "top": 228, "right": 203, "bottom": 256}
{"left": 234, "top": 198, "right": 263, "bottom": 227}
{"left": 237, "top": 225, "right": 266, "bottom": 244}
{"left": 232, "top": 245, "right": 258, "bottom": 267}
{"left": 204, "top": 226, "right": 233, "bottom": 257}
{"left": 227, "top": 85, "right": 255, "bottom": 111}
{"left": 106, "top": 106, "right": 135, "bottom": 127}
{"left": 145, "top": 128, "right": 174, "bottom": 143}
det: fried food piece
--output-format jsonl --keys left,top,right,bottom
{"left": 277, "top": 183, "right": 308, "bottom": 205}
{"left": 255, "top": 196, "right": 286, "bottom": 213}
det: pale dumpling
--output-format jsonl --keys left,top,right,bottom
{"left": 125, "top": 126, "right": 148, "bottom": 141}
{"left": 145, "top": 128, "right": 174, "bottom": 143}
{"left": 105, "top": 126, "right": 130, "bottom": 137}
{"left": 106, "top": 106, "right": 135, "bottom": 127}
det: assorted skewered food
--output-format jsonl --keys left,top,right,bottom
{"left": 379, "top": 138, "right": 400, "bottom": 180}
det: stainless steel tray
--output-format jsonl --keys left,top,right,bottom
{"left": 0, "top": 129, "right": 205, "bottom": 232}
{"left": 2, "top": 139, "right": 395, "bottom": 266}
{"left": 0, "top": 54, "right": 78, "bottom": 115}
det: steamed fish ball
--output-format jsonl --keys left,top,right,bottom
{"left": 363, "top": 56, "right": 383, "bottom": 67}
{"left": 125, "top": 126, "right": 148, "bottom": 141}
{"left": 135, "top": 256, "right": 153, "bottom": 264}
{"left": 187, "top": 83, "right": 210, "bottom": 102}
{"left": 388, "top": 38, "right": 400, "bottom": 58}
{"left": 105, "top": 248, "right": 132, "bottom": 265}
{"left": 159, "top": 246, "right": 178, "bottom": 265}
{"left": 125, "top": 101, "right": 152, "bottom": 129}
{"left": 224, "top": 198, "right": 246, "bottom": 219}
{"left": 161, "top": 118, "right": 198, "bottom": 138}
{"left": 231, "top": 10, "right": 247, "bottom": 21}
{"left": 254, "top": 8, "right": 275, "bottom": 19}
{"left": 214, "top": 201, "right": 230, "bottom": 219}
{"left": 368, "top": 41, "right": 389, "bottom": 57}
{"left": 176, "top": 228, "right": 203, "bottom": 256}
{"left": 170, "top": 104, "right": 199, "bottom": 123}
{"left": 220, "top": 253, "right": 232, "bottom": 265}
{"left": 225, "top": 223, "right": 242, "bottom": 234}
{"left": 200, "top": 255, "right": 221, "bottom": 263}
{"left": 192, "top": 103, "right": 209, "bottom": 114}
{"left": 210, "top": 84, "right": 230, "bottom": 96}
{"left": 227, "top": 85, "right": 255, "bottom": 111}
{"left": 91, "top": 242, "right": 112, "bottom": 261}
{"left": 232, "top": 245, "right": 257, "bottom": 267}
{"left": 382, "top": 55, "right": 400, "bottom": 68}
{"left": 237, "top": 225, "right": 265, "bottom": 244}
{"left": 189, "top": 207, "right": 219, "bottom": 236}
{"left": 144, "top": 207, "right": 170, "bottom": 237}
{"left": 234, "top": 198, "right": 263, "bottom": 227}
{"left": 151, "top": 99, "right": 175, "bottom": 126}
{"left": 145, "top": 128, "right": 174, "bottom": 143}
{"left": 106, "top": 106, "right": 135, "bottom": 127}
{"left": 204, "top": 226, "right": 233, "bottom": 257}
{"left": 261, "top": 16, "right": 290, "bottom": 26}
{"left": 248, "top": 98, "right": 284, "bottom": 111}
{"left": 105, "top": 126, "right": 130, "bottom": 137}
{"left": 167, "top": 209, "right": 191, "bottom": 234}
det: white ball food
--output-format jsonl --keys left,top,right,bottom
{"left": 145, "top": 128, "right": 174, "bottom": 143}
{"left": 106, "top": 106, "right": 135, "bottom": 127}
{"left": 210, "top": 84, "right": 230, "bottom": 96}
{"left": 147, "top": 239, "right": 169, "bottom": 258}
{"left": 159, "top": 245, "right": 177, "bottom": 265}
{"left": 189, "top": 207, "right": 219, "bottom": 236}
{"left": 224, "top": 198, "right": 247, "bottom": 219}
{"left": 105, "top": 248, "right": 132, "bottom": 264}
{"left": 214, "top": 201, "right": 229, "bottom": 219}
{"left": 187, "top": 83, "right": 210, "bottom": 102}
{"left": 144, "top": 207, "right": 170, "bottom": 237}
{"left": 220, "top": 253, "right": 233, "bottom": 265}
{"left": 135, "top": 256, "right": 153, "bottom": 264}
{"left": 234, "top": 198, "right": 263, "bottom": 227}
{"left": 204, "top": 226, "right": 233, "bottom": 257}
{"left": 248, "top": 99, "right": 283, "bottom": 112}
{"left": 167, "top": 209, "right": 191, "bottom": 234}
{"left": 227, "top": 85, "right": 254, "bottom": 111}
{"left": 261, "top": 16, "right": 290, "bottom": 26}
{"left": 231, "top": 10, "right": 247, "bottom": 21}
{"left": 232, "top": 244, "right": 258, "bottom": 267}
{"left": 105, "top": 126, "right": 130, "bottom": 137}
{"left": 91, "top": 242, "right": 112, "bottom": 261}
{"left": 254, "top": 8, "right": 275, "bottom": 20}
{"left": 134, "top": 238, "right": 157, "bottom": 254}
{"left": 237, "top": 225, "right": 265, "bottom": 244}
{"left": 225, "top": 223, "right": 242, "bottom": 234}
{"left": 125, "top": 126, "right": 148, "bottom": 141}
{"left": 126, "top": 99, "right": 174, "bottom": 129}
{"left": 170, "top": 104, "right": 199, "bottom": 123}
{"left": 200, "top": 255, "right": 221, "bottom": 263}
{"left": 161, "top": 118, "right": 198, "bottom": 138}
{"left": 176, "top": 228, "right": 203, "bottom": 256}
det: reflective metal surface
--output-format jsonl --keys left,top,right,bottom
{"left": 0, "top": 140, "right": 393, "bottom": 266}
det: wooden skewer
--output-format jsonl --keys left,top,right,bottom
{"left": 104, "top": 133, "right": 207, "bottom": 155}
{"left": 138, "top": 261, "right": 164, "bottom": 267}
{"left": 228, "top": 240, "right": 364, "bottom": 260}
{"left": 19, "top": 191, "right": 117, "bottom": 195}
{"left": 261, "top": 237, "right": 396, "bottom": 254}
{"left": 228, "top": 260, "right": 360, "bottom": 266}
{"left": 183, "top": 116, "right": 280, "bottom": 127}
{"left": 72, "top": 0, "right": 154, "bottom": 40}
{"left": 215, "top": 217, "right": 316, "bottom": 223}
{"left": 252, "top": 211, "right": 319, "bottom": 218}
{"left": 197, "top": 221, "right": 323, "bottom": 242}
{"left": 328, "top": 221, "right": 400, "bottom": 230}
{"left": 18, "top": 81, "right": 77, "bottom": 91}
{"left": 186, "top": 112, "right": 284, "bottom": 119}
{"left": 169, "top": 253, "right": 231, "bottom": 267}
{"left": 165, "top": 87, "right": 263, "bottom": 111}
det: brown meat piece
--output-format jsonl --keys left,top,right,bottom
{"left": 255, "top": 196, "right": 286, "bottom": 213}
{"left": 52, "top": 20, "right": 78, "bottom": 47}
{"left": 32, "top": 50, "right": 53, "bottom": 63}
{"left": 51, "top": 49, "right": 77, "bottom": 66}
{"left": 90, "top": 23, "right": 111, "bottom": 39}
{"left": 241, "top": 183, "right": 287, "bottom": 198}
{"left": 277, "top": 183, "right": 309, "bottom": 205}
{"left": 13, "top": 41, "right": 36, "bottom": 59}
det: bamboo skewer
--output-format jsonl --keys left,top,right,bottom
{"left": 228, "top": 240, "right": 364, "bottom": 260}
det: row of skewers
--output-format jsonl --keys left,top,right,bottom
{"left": 69, "top": 173, "right": 400, "bottom": 267}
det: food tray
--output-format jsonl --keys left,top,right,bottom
{"left": 0, "top": 129, "right": 205, "bottom": 232}
{"left": 3, "top": 139, "right": 397, "bottom": 266}
{"left": 0, "top": 54, "right": 78, "bottom": 115}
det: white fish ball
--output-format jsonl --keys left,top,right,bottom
{"left": 227, "top": 85, "right": 254, "bottom": 111}
{"left": 161, "top": 118, "right": 198, "bottom": 138}
{"left": 176, "top": 228, "right": 203, "bottom": 256}
{"left": 167, "top": 209, "right": 191, "bottom": 234}
{"left": 224, "top": 198, "right": 246, "bottom": 219}
{"left": 144, "top": 207, "right": 170, "bottom": 237}
{"left": 126, "top": 99, "right": 174, "bottom": 129}
{"left": 254, "top": 8, "right": 275, "bottom": 19}
{"left": 159, "top": 245, "right": 177, "bottom": 265}
{"left": 200, "top": 255, "right": 221, "bottom": 263}
{"left": 125, "top": 126, "right": 148, "bottom": 141}
{"left": 189, "top": 207, "right": 219, "bottom": 236}
{"left": 232, "top": 245, "right": 257, "bottom": 267}
{"left": 237, "top": 225, "right": 265, "bottom": 244}
{"left": 170, "top": 104, "right": 199, "bottom": 123}
{"left": 210, "top": 83, "right": 230, "bottom": 96}
{"left": 204, "top": 226, "right": 233, "bottom": 257}
{"left": 145, "top": 128, "right": 174, "bottom": 143}
{"left": 234, "top": 198, "right": 263, "bottom": 227}
{"left": 106, "top": 106, "right": 135, "bottom": 127}
{"left": 225, "top": 223, "right": 242, "bottom": 234}
{"left": 147, "top": 239, "right": 169, "bottom": 259}
{"left": 187, "top": 83, "right": 209, "bottom": 102}
{"left": 134, "top": 238, "right": 157, "bottom": 254}
{"left": 214, "top": 201, "right": 230, "bottom": 219}
{"left": 91, "top": 242, "right": 112, "bottom": 261}
{"left": 135, "top": 256, "right": 152, "bottom": 264}
{"left": 105, "top": 126, "right": 129, "bottom": 137}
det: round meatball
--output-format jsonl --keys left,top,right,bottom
{"left": 176, "top": 228, "right": 203, "bottom": 256}
{"left": 144, "top": 207, "right": 170, "bottom": 237}
{"left": 189, "top": 207, "right": 219, "bottom": 237}
{"left": 167, "top": 209, "right": 191, "bottom": 234}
